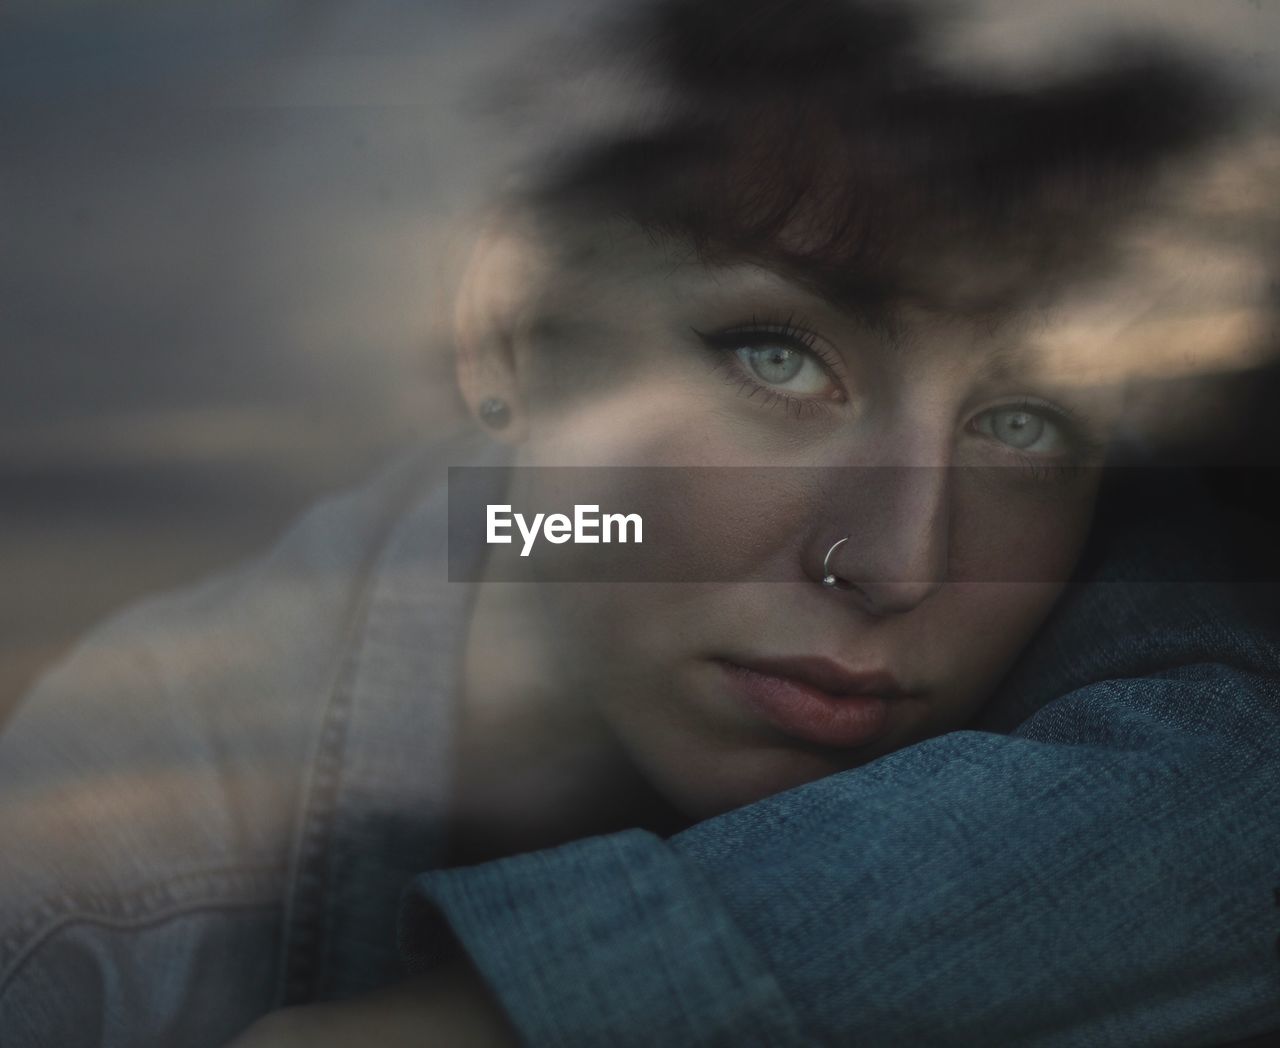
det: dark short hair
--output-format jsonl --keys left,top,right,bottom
{"left": 523, "top": 0, "right": 1234, "bottom": 325}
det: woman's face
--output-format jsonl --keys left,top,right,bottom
{"left": 470, "top": 221, "right": 1123, "bottom": 819}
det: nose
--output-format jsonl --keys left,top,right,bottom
{"left": 811, "top": 463, "right": 950, "bottom": 616}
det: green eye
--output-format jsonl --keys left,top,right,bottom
{"left": 743, "top": 345, "right": 805, "bottom": 384}
{"left": 972, "top": 404, "right": 1069, "bottom": 455}
{"left": 989, "top": 408, "right": 1044, "bottom": 449}
{"left": 694, "top": 321, "right": 847, "bottom": 407}
{"left": 731, "top": 342, "right": 833, "bottom": 396}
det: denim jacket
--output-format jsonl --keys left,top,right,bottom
{"left": 0, "top": 441, "right": 468, "bottom": 1046}
{"left": 2, "top": 440, "right": 1278, "bottom": 1046}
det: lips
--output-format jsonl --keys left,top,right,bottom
{"left": 731, "top": 656, "right": 909, "bottom": 699}
{"left": 713, "top": 655, "right": 910, "bottom": 748}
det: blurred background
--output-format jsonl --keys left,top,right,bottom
{"left": 3, "top": 0, "right": 1279, "bottom": 723}
{"left": 1, "top": 0, "right": 565, "bottom": 721}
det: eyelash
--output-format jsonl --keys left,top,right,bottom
{"left": 692, "top": 314, "right": 846, "bottom": 418}
{"left": 693, "top": 319, "right": 1105, "bottom": 480}
{"left": 976, "top": 398, "right": 1106, "bottom": 483}
{"left": 1011, "top": 454, "right": 1083, "bottom": 483}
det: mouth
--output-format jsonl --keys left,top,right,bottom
{"left": 711, "top": 655, "right": 911, "bottom": 749}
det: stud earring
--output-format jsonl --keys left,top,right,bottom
{"left": 478, "top": 396, "right": 511, "bottom": 430}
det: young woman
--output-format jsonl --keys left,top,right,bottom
{"left": 3, "top": 2, "right": 1278, "bottom": 1046}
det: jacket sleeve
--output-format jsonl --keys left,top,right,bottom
{"left": 401, "top": 499, "right": 1280, "bottom": 1047}
{"left": 0, "top": 444, "right": 441, "bottom": 1047}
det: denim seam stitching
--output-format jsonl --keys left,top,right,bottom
{"left": 273, "top": 451, "right": 443, "bottom": 1007}
{"left": 0, "top": 863, "right": 288, "bottom": 996}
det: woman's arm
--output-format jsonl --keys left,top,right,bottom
{"left": 396, "top": 511, "right": 1280, "bottom": 1047}
{"left": 401, "top": 660, "right": 1280, "bottom": 1046}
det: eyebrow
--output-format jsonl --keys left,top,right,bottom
{"left": 693, "top": 246, "right": 904, "bottom": 333}
{"left": 972, "top": 343, "right": 1036, "bottom": 385}
{"left": 779, "top": 264, "right": 900, "bottom": 333}
{"left": 762, "top": 252, "right": 1029, "bottom": 349}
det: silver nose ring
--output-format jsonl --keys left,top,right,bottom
{"left": 822, "top": 536, "right": 850, "bottom": 589}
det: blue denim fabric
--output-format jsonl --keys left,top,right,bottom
{"left": 401, "top": 486, "right": 1280, "bottom": 1046}
{"left": 0, "top": 438, "right": 473, "bottom": 1046}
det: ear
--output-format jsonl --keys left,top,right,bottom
{"left": 454, "top": 217, "right": 545, "bottom": 444}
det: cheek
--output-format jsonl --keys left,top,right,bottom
{"left": 950, "top": 582, "right": 1067, "bottom": 665}
{"left": 637, "top": 465, "right": 819, "bottom": 583}
{"left": 950, "top": 473, "right": 1099, "bottom": 585}
{"left": 528, "top": 582, "right": 708, "bottom": 774}
{"left": 516, "top": 417, "right": 822, "bottom": 585}
{"left": 521, "top": 383, "right": 746, "bottom": 488}
{"left": 900, "top": 480, "right": 1098, "bottom": 727}
{"left": 885, "top": 578, "right": 1069, "bottom": 751}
